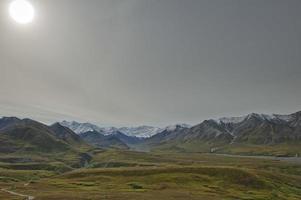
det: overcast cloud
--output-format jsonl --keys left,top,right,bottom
{"left": 0, "top": 0, "right": 300, "bottom": 126}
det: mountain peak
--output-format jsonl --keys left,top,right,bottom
{"left": 60, "top": 121, "right": 162, "bottom": 138}
{"left": 60, "top": 121, "right": 103, "bottom": 134}
{"left": 164, "top": 124, "right": 191, "bottom": 132}
{"left": 213, "top": 111, "right": 301, "bottom": 125}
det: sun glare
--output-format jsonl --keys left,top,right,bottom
{"left": 9, "top": 0, "right": 35, "bottom": 24}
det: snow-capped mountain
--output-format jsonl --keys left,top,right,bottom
{"left": 144, "top": 111, "right": 301, "bottom": 153}
{"left": 99, "top": 127, "right": 119, "bottom": 135}
{"left": 60, "top": 121, "right": 191, "bottom": 138}
{"left": 164, "top": 123, "right": 191, "bottom": 132}
{"left": 118, "top": 126, "right": 163, "bottom": 138}
{"left": 119, "top": 124, "right": 191, "bottom": 138}
{"left": 60, "top": 121, "right": 104, "bottom": 134}
{"left": 214, "top": 113, "right": 295, "bottom": 125}
{"left": 60, "top": 121, "right": 163, "bottom": 138}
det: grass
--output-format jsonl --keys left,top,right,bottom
{"left": 148, "top": 140, "right": 301, "bottom": 157}
{"left": 217, "top": 143, "right": 301, "bottom": 157}
{"left": 0, "top": 149, "right": 300, "bottom": 199}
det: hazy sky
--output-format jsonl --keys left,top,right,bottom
{"left": 0, "top": 0, "right": 300, "bottom": 127}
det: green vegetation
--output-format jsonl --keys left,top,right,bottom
{"left": 148, "top": 140, "right": 301, "bottom": 157}
{"left": 0, "top": 149, "right": 300, "bottom": 199}
{"left": 216, "top": 143, "right": 301, "bottom": 157}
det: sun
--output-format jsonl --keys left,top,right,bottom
{"left": 9, "top": 0, "right": 35, "bottom": 24}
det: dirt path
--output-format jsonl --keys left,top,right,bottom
{"left": 1, "top": 188, "right": 34, "bottom": 200}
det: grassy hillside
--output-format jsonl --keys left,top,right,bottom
{"left": 216, "top": 143, "right": 301, "bottom": 156}
{"left": 149, "top": 141, "right": 301, "bottom": 158}
{"left": 0, "top": 118, "right": 95, "bottom": 172}
{"left": 0, "top": 150, "right": 300, "bottom": 199}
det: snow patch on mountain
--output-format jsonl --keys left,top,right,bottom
{"left": 164, "top": 124, "right": 191, "bottom": 132}
{"left": 216, "top": 116, "right": 247, "bottom": 124}
{"left": 60, "top": 121, "right": 104, "bottom": 134}
{"left": 214, "top": 113, "right": 294, "bottom": 125}
{"left": 60, "top": 121, "right": 164, "bottom": 138}
{"left": 60, "top": 121, "right": 192, "bottom": 138}
{"left": 272, "top": 114, "right": 294, "bottom": 122}
{"left": 118, "top": 126, "right": 163, "bottom": 138}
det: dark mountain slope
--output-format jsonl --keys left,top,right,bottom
{"left": 182, "top": 120, "right": 233, "bottom": 145}
{"left": 79, "top": 131, "right": 129, "bottom": 149}
{"left": 230, "top": 115, "right": 293, "bottom": 144}
{"left": 0, "top": 117, "right": 22, "bottom": 130}
{"left": 0, "top": 120, "right": 69, "bottom": 153}
{"left": 110, "top": 131, "right": 143, "bottom": 145}
{"left": 144, "top": 125, "right": 189, "bottom": 146}
{"left": 50, "top": 123, "right": 89, "bottom": 147}
{"left": 0, "top": 117, "right": 94, "bottom": 153}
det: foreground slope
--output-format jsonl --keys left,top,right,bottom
{"left": 0, "top": 150, "right": 300, "bottom": 200}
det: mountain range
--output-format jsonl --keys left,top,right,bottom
{"left": 145, "top": 111, "right": 301, "bottom": 156}
{"left": 60, "top": 121, "right": 191, "bottom": 138}
{"left": 0, "top": 111, "right": 300, "bottom": 157}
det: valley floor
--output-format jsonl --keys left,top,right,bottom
{"left": 0, "top": 150, "right": 301, "bottom": 200}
